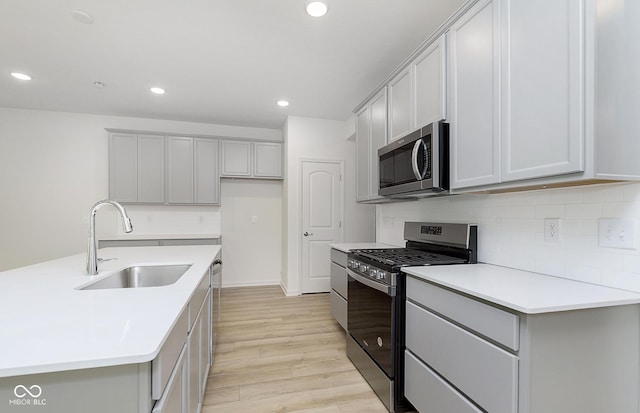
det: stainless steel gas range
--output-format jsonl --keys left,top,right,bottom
{"left": 346, "top": 222, "right": 478, "bottom": 412}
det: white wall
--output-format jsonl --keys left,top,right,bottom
{"left": 220, "top": 179, "right": 282, "bottom": 287}
{"left": 0, "top": 107, "right": 280, "bottom": 271}
{"left": 376, "top": 182, "right": 640, "bottom": 292}
{"left": 282, "top": 116, "right": 375, "bottom": 295}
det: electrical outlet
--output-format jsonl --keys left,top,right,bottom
{"left": 598, "top": 218, "right": 636, "bottom": 249}
{"left": 544, "top": 218, "right": 561, "bottom": 242}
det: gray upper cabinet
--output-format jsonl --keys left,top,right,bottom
{"left": 138, "top": 134, "right": 165, "bottom": 203}
{"left": 388, "top": 67, "right": 413, "bottom": 142}
{"left": 413, "top": 34, "right": 447, "bottom": 129}
{"left": 167, "top": 136, "right": 194, "bottom": 204}
{"left": 109, "top": 133, "right": 138, "bottom": 203}
{"left": 194, "top": 138, "right": 220, "bottom": 204}
{"left": 254, "top": 142, "right": 282, "bottom": 178}
{"left": 499, "top": 0, "right": 584, "bottom": 182}
{"left": 356, "top": 88, "right": 387, "bottom": 203}
{"left": 109, "top": 132, "right": 220, "bottom": 205}
{"left": 221, "top": 139, "right": 283, "bottom": 179}
{"left": 448, "top": 0, "right": 501, "bottom": 189}
{"left": 221, "top": 140, "right": 251, "bottom": 177}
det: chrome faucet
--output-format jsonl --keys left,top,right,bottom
{"left": 86, "top": 200, "right": 133, "bottom": 275}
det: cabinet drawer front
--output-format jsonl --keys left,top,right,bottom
{"left": 189, "top": 272, "right": 210, "bottom": 330}
{"left": 405, "top": 350, "right": 482, "bottom": 413}
{"left": 152, "top": 309, "right": 188, "bottom": 400}
{"left": 407, "top": 276, "right": 519, "bottom": 350}
{"left": 330, "top": 262, "right": 347, "bottom": 298}
{"left": 330, "top": 290, "right": 347, "bottom": 330}
{"left": 330, "top": 248, "right": 347, "bottom": 267}
{"left": 152, "top": 344, "right": 186, "bottom": 413}
{"left": 406, "top": 302, "right": 518, "bottom": 413}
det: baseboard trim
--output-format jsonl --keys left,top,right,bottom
{"left": 222, "top": 280, "right": 280, "bottom": 288}
{"left": 280, "top": 282, "right": 300, "bottom": 296}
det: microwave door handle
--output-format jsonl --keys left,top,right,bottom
{"left": 411, "top": 139, "right": 428, "bottom": 180}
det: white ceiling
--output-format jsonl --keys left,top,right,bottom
{"left": 0, "top": 0, "right": 466, "bottom": 130}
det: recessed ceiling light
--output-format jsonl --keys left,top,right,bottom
{"left": 93, "top": 81, "right": 105, "bottom": 88}
{"left": 71, "top": 10, "right": 95, "bottom": 24}
{"left": 277, "top": 100, "right": 290, "bottom": 107}
{"left": 150, "top": 87, "right": 166, "bottom": 95}
{"left": 10, "top": 72, "right": 31, "bottom": 81}
{"left": 306, "top": 1, "right": 328, "bottom": 17}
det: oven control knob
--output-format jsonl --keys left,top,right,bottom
{"left": 377, "top": 271, "right": 386, "bottom": 281}
{"left": 353, "top": 261, "right": 360, "bottom": 269}
{"left": 360, "top": 264, "right": 368, "bottom": 273}
{"left": 369, "top": 269, "right": 377, "bottom": 278}
{"left": 347, "top": 259, "right": 353, "bottom": 268}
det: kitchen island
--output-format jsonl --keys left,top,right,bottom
{"left": 0, "top": 245, "right": 220, "bottom": 413}
{"left": 402, "top": 264, "right": 640, "bottom": 413}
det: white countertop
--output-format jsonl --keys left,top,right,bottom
{"left": 99, "top": 233, "right": 221, "bottom": 241}
{"left": 0, "top": 245, "right": 220, "bottom": 378}
{"left": 403, "top": 264, "right": 640, "bottom": 314}
{"left": 330, "top": 242, "right": 400, "bottom": 253}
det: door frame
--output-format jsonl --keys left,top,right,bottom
{"left": 298, "top": 158, "right": 345, "bottom": 294}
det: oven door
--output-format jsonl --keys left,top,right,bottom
{"left": 347, "top": 269, "right": 395, "bottom": 378}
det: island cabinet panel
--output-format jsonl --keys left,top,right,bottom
{"left": 0, "top": 363, "right": 153, "bottom": 413}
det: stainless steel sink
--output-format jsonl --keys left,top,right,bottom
{"left": 79, "top": 264, "right": 191, "bottom": 290}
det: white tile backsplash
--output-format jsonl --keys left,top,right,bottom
{"left": 376, "top": 182, "right": 640, "bottom": 292}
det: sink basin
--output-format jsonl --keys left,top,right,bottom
{"left": 79, "top": 264, "right": 191, "bottom": 290}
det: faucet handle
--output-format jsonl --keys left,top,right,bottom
{"left": 97, "top": 257, "right": 117, "bottom": 263}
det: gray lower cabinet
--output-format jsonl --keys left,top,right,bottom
{"left": 329, "top": 248, "right": 347, "bottom": 330}
{"left": 405, "top": 275, "right": 640, "bottom": 413}
{"left": 152, "top": 345, "right": 187, "bottom": 413}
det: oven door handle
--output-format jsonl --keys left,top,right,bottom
{"left": 347, "top": 268, "right": 396, "bottom": 296}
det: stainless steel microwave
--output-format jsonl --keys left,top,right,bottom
{"left": 378, "top": 121, "right": 449, "bottom": 198}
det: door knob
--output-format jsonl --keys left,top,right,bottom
{"left": 304, "top": 231, "right": 314, "bottom": 236}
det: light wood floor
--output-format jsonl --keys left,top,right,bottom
{"left": 201, "top": 285, "right": 390, "bottom": 413}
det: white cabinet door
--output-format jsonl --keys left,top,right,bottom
{"left": 194, "top": 138, "right": 219, "bottom": 205}
{"left": 221, "top": 140, "right": 251, "bottom": 177}
{"left": 138, "top": 134, "right": 165, "bottom": 203}
{"left": 109, "top": 133, "right": 138, "bottom": 202}
{"left": 369, "top": 88, "right": 387, "bottom": 198}
{"left": 500, "top": 0, "right": 585, "bottom": 182}
{"left": 388, "top": 67, "right": 413, "bottom": 142}
{"left": 413, "top": 34, "right": 447, "bottom": 128}
{"left": 355, "top": 105, "right": 371, "bottom": 202}
{"left": 167, "top": 137, "right": 194, "bottom": 204}
{"left": 254, "top": 142, "right": 282, "bottom": 178}
{"left": 448, "top": 0, "right": 501, "bottom": 189}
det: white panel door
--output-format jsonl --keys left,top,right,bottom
{"left": 301, "top": 161, "right": 343, "bottom": 294}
